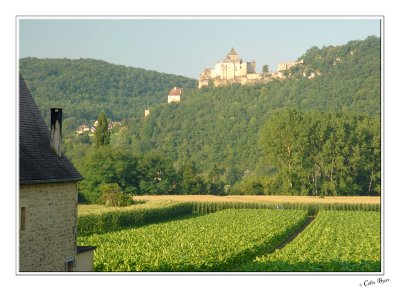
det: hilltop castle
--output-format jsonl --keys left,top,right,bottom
{"left": 198, "top": 48, "right": 306, "bottom": 88}
{"left": 198, "top": 48, "right": 261, "bottom": 88}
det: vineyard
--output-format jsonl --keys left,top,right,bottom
{"left": 77, "top": 196, "right": 381, "bottom": 272}
{"left": 241, "top": 211, "right": 381, "bottom": 272}
{"left": 78, "top": 209, "right": 309, "bottom": 271}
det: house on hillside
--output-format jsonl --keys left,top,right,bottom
{"left": 76, "top": 124, "right": 95, "bottom": 134}
{"left": 108, "top": 121, "right": 121, "bottom": 130}
{"left": 167, "top": 87, "right": 182, "bottom": 103}
{"left": 19, "top": 75, "right": 95, "bottom": 272}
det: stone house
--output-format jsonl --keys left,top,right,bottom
{"left": 168, "top": 87, "right": 182, "bottom": 103}
{"left": 19, "top": 76, "right": 95, "bottom": 272}
{"left": 76, "top": 124, "right": 94, "bottom": 134}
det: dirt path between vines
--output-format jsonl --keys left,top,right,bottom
{"left": 275, "top": 215, "right": 316, "bottom": 250}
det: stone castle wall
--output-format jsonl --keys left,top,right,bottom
{"left": 198, "top": 49, "right": 262, "bottom": 88}
{"left": 19, "top": 182, "right": 78, "bottom": 272}
{"left": 277, "top": 60, "right": 304, "bottom": 71}
{"left": 199, "top": 49, "right": 304, "bottom": 88}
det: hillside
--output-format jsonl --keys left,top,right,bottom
{"left": 19, "top": 36, "right": 381, "bottom": 197}
{"left": 19, "top": 57, "right": 197, "bottom": 131}
{"left": 130, "top": 36, "right": 381, "bottom": 175}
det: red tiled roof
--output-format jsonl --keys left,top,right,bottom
{"left": 168, "top": 87, "right": 182, "bottom": 96}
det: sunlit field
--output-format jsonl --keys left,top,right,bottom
{"left": 132, "top": 195, "right": 380, "bottom": 205}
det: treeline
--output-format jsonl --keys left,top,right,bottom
{"left": 256, "top": 109, "right": 380, "bottom": 196}
{"left": 71, "top": 108, "right": 380, "bottom": 200}
{"left": 75, "top": 147, "right": 225, "bottom": 203}
{"left": 19, "top": 57, "right": 197, "bottom": 131}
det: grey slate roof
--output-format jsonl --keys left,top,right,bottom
{"left": 19, "top": 75, "right": 83, "bottom": 184}
{"left": 228, "top": 48, "right": 238, "bottom": 55}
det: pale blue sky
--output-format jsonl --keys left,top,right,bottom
{"left": 18, "top": 17, "right": 381, "bottom": 79}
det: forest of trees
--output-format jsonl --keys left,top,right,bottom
{"left": 20, "top": 36, "right": 381, "bottom": 201}
{"left": 19, "top": 57, "right": 197, "bottom": 131}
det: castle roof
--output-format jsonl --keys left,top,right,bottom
{"left": 228, "top": 48, "right": 238, "bottom": 56}
{"left": 224, "top": 48, "right": 241, "bottom": 63}
{"left": 19, "top": 75, "right": 83, "bottom": 185}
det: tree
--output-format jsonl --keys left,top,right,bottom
{"left": 138, "top": 151, "right": 178, "bottom": 194}
{"left": 262, "top": 64, "right": 269, "bottom": 74}
{"left": 94, "top": 111, "right": 111, "bottom": 147}
{"left": 99, "top": 183, "right": 133, "bottom": 207}
{"left": 258, "top": 109, "right": 309, "bottom": 194}
{"left": 77, "top": 147, "right": 140, "bottom": 202}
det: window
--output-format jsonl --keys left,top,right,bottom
{"left": 20, "top": 207, "right": 26, "bottom": 231}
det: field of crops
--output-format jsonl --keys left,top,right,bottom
{"left": 77, "top": 194, "right": 381, "bottom": 272}
{"left": 78, "top": 199, "right": 177, "bottom": 216}
{"left": 133, "top": 195, "right": 380, "bottom": 205}
{"left": 241, "top": 210, "right": 381, "bottom": 272}
{"left": 78, "top": 209, "right": 308, "bottom": 271}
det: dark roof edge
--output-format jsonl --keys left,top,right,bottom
{"left": 20, "top": 177, "right": 83, "bottom": 185}
{"left": 77, "top": 246, "right": 97, "bottom": 254}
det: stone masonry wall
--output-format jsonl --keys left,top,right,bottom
{"left": 19, "top": 182, "right": 78, "bottom": 272}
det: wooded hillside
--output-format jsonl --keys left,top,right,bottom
{"left": 19, "top": 36, "right": 381, "bottom": 198}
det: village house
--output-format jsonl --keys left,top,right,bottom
{"left": 108, "top": 121, "right": 121, "bottom": 130}
{"left": 76, "top": 124, "right": 95, "bottom": 134}
{"left": 76, "top": 120, "right": 120, "bottom": 134}
{"left": 19, "top": 75, "right": 95, "bottom": 272}
{"left": 168, "top": 87, "right": 182, "bottom": 103}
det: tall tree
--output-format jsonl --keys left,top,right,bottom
{"left": 138, "top": 151, "right": 178, "bottom": 194}
{"left": 95, "top": 112, "right": 110, "bottom": 147}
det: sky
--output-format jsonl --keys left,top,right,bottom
{"left": 18, "top": 17, "right": 381, "bottom": 79}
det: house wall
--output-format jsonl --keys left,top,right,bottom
{"left": 75, "top": 250, "right": 95, "bottom": 272}
{"left": 168, "top": 95, "right": 181, "bottom": 103}
{"left": 19, "top": 182, "right": 78, "bottom": 272}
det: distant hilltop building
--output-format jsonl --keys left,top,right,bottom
{"left": 277, "top": 60, "right": 304, "bottom": 71}
{"left": 198, "top": 48, "right": 261, "bottom": 88}
{"left": 168, "top": 87, "right": 182, "bottom": 103}
{"left": 198, "top": 48, "right": 306, "bottom": 88}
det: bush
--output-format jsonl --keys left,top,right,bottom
{"left": 78, "top": 202, "right": 193, "bottom": 236}
{"left": 99, "top": 183, "right": 133, "bottom": 207}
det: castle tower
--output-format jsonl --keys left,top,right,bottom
{"left": 224, "top": 48, "right": 241, "bottom": 62}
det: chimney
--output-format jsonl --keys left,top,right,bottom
{"left": 50, "top": 108, "right": 62, "bottom": 157}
